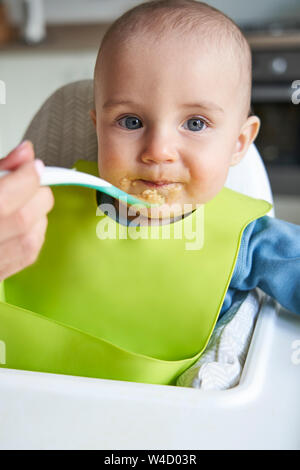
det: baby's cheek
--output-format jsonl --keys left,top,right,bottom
{"left": 98, "top": 151, "right": 122, "bottom": 180}
{"left": 187, "top": 161, "right": 220, "bottom": 200}
{"left": 186, "top": 162, "right": 207, "bottom": 193}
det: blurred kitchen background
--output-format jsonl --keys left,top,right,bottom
{"left": 0, "top": 0, "right": 299, "bottom": 222}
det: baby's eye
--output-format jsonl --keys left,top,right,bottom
{"left": 183, "top": 117, "right": 207, "bottom": 132}
{"left": 117, "top": 116, "right": 142, "bottom": 130}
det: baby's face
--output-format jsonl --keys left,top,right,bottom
{"left": 93, "top": 34, "right": 259, "bottom": 219}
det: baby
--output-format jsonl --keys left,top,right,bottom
{"left": 1, "top": 0, "right": 300, "bottom": 385}
{"left": 90, "top": 0, "right": 258, "bottom": 223}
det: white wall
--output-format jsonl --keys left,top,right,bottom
{"left": 0, "top": 51, "right": 96, "bottom": 156}
{"left": 5, "top": 0, "right": 143, "bottom": 24}
{"left": 205, "top": 0, "right": 300, "bottom": 24}
{"left": 5, "top": 0, "right": 300, "bottom": 26}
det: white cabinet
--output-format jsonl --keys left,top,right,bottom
{"left": 0, "top": 50, "right": 97, "bottom": 156}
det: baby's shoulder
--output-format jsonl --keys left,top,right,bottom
{"left": 247, "top": 214, "right": 300, "bottom": 237}
{"left": 241, "top": 214, "right": 300, "bottom": 259}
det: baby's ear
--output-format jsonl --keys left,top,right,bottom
{"left": 230, "top": 115, "right": 261, "bottom": 166}
{"left": 89, "top": 109, "right": 97, "bottom": 128}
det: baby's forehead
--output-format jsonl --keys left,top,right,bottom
{"left": 96, "top": 30, "right": 242, "bottom": 93}
{"left": 100, "top": 23, "right": 244, "bottom": 72}
{"left": 94, "top": 1, "right": 252, "bottom": 120}
{"left": 95, "top": 25, "right": 251, "bottom": 119}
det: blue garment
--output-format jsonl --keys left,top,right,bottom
{"left": 220, "top": 215, "right": 300, "bottom": 318}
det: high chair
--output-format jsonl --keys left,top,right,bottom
{"left": 0, "top": 81, "right": 299, "bottom": 450}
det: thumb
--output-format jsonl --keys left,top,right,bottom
{"left": 0, "top": 140, "right": 35, "bottom": 171}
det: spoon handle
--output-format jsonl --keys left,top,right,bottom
{"left": 0, "top": 166, "right": 154, "bottom": 207}
{"left": 39, "top": 166, "right": 112, "bottom": 188}
{"left": 0, "top": 166, "right": 111, "bottom": 188}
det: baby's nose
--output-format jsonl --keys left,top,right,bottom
{"left": 141, "top": 153, "right": 177, "bottom": 164}
{"left": 140, "top": 135, "right": 178, "bottom": 164}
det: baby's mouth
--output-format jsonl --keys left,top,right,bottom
{"left": 119, "top": 177, "right": 183, "bottom": 205}
{"left": 135, "top": 179, "right": 183, "bottom": 204}
{"left": 137, "top": 179, "right": 179, "bottom": 189}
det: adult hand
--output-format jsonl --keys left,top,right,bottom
{"left": 0, "top": 141, "right": 54, "bottom": 281}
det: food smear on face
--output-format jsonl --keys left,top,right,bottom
{"left": 138, "top": 189, "right": 165, "bottom": 204}
{"left": 119, "top": 176, "right": 183, "bottom": 205}
{"left": 166, "top": 183, "right": 182, "bottom": 195}
{"left": 119, "top": 177, "right": 131, "bottom": 192}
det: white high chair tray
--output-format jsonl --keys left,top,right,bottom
{"left": 0, "top": 295, "right": 299, "bottom": 450}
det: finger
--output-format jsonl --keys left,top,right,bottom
{"left": 0, "top": 140, "right": 35, "bottom": 171}
{"left": 0, "top": 186, "right": 54, "bottom": 244}
{"left": 0, "top": 216, "right": 48, "bottom": 281}
{"left": 0, "top": 159, "right": 44, "bottom": 218}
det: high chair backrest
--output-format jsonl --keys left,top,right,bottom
{"left": 23, "top": 79, "right": 275, "bottom": 217}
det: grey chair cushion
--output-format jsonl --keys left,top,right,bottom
{"left": 23, "top": 79, "right": 97, "bottom": 168}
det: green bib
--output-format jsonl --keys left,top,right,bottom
{"left": 0, "top": 161, "right": 272, "bottom": 385}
